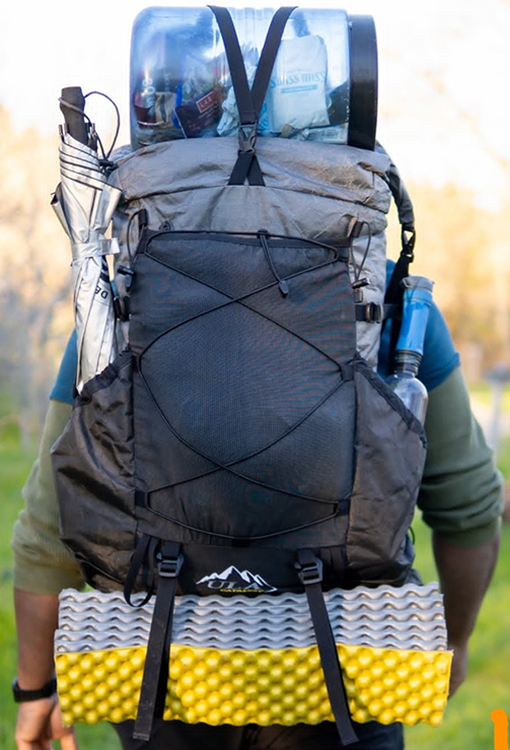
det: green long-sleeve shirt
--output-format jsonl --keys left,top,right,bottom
{"left": 11, "top": 366, "right": 503, "bottom": 595}
{"left": 12, "top": 399, "right": 85, "bottom": 593}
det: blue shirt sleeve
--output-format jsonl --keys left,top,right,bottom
{"left": 49, "top": 330, "right": 77, "bottom": 404}
{"left": 377, "top": 262, "right": 460, "bottom": 391}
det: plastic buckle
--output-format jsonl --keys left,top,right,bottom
{"left": 157, "top": 554, "right": 183, "bottom": 579}
{"left": 117, "top": 265, "right": 135, "bottom": 291}
{"left": 112, "top": 293, "right": 129, "bottom": 321}
{"left": 238, "top": 123, "right": 258, "bottom": 155}
{"left": 401, "top": 226, "right": 416, "bottom": 260}
{"left": 366, "top": 302, "right": 382, "bottom": 323}
{"left": 296, "top": 557, "right": 323, "bottom": 586}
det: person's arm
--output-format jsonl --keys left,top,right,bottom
{"left": 418, "top": 367, "right": 503, "bottom": 696}
{"left": 12, "top": 400, "right": 84, "bottom": 595}
{"left": 11, "top": 399, "right": 84, "bottom": 750}
{"left": 14, "top": 590, "right": 78, "bottom": 750}
{"left": 432, "top": 533, "right": 500, "bottom": 696}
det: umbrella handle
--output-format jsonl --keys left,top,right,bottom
{"left": 60, "top": 86, "right": 89, "bottom": 146}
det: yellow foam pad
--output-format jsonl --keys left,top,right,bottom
{"left": 55, "top": 642, "right": 452, "bottom": 728}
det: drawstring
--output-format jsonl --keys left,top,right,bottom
{"left": 349, "top": 220, "right": 372, "bottom": 292}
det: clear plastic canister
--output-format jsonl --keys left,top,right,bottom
{"left": 130, "top": 6, "right": 377, "bottom": 150}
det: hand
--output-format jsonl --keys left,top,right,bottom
{"left": 448, "top": 640, "right": 468, "bottom": 698}
{"left": 15, "top": 695, "right": 78, "bottom": 750}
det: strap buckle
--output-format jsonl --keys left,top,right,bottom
{"left": 365, "top": 301, "right": 382, "bottom": 323}
{"left": 238, "top": 123, "right": 258, "bottom": 155}
{"left": 355, "top": 302, "right": 383, "bottom": 323}
{"left": 157, "top": 552, "right": 183, "bottom": 579}
{"left": 296, "top": 556, "right": 323, "bottom": 586}
{"left": 401, "top": 225, "right": 416, "bottom": 260}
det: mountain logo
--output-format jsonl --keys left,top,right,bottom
{"left": 196, "top": 565, "right": 277, "bottom": 593}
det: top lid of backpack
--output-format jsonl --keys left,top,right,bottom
{"left": 130, "top": 6, "right": 377, "bottom": 150}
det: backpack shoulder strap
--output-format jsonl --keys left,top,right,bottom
{"left": 209, "top": 6, "right": 296, "bottom": 186}
{"left": 378, "top": 144, "right": 417, "bottom": 368}
{"left": 379, "top": 143, "right": 416, "bottom": 304}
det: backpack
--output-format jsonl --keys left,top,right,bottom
{"left": 51, "top": 6, "right": 433, "bottom": 744}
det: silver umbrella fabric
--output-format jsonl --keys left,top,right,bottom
{"left": 52, "top": 133, "right": 121, "bottom": 393}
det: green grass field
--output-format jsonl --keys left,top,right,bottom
{"left": 0, "top": 421, "right": 508, "bottom": 749}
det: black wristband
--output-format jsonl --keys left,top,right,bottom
{"left": 12, "top": 676, "right": 57, "bottom": 703}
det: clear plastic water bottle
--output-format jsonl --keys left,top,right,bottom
{"left": 386, "top": 276, "right": 434, "bottom": 424}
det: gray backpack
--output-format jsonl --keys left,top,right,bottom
{"left": 52, "top": 7, "right": 426, "bottom": 743}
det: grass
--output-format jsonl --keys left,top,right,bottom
{"left": 0, "top": 427, "right": 34, "bottom": 747}
{"left": 405, "top": 518, "right": 510, "bottom": 749}
{"left": 0, "top": 418, "right": 508, "bottom": 749}
{"left": 495, "top": 434, "right": 510, "bottom": 480}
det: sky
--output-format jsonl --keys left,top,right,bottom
{"left": 1, "top": 0, "right": 510, "bottom": 208}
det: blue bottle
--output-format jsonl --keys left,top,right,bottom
{"left": 386, "top": 276, "right": 434, "bottom": 424}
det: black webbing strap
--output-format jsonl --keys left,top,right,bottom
{"left": 378, "top": 142, "right": 416, "bottom": 308}
{"left": 209, "top": 6, "right": 296, "bottom": 185}
{"left": 250, "top": 8, "right": 297, "bottom": 116}
{"left": 377, "top": 143, "right": 417, "bottom": 369}
{"left": 133, "top": 542, "right": 183, "bottom": 742}
{"left": 124, "top": 534, "right": 159, "bottom": 607}
{"left": 379, "top": 147, "right": 415, "bottom": 232}
{"left": 296, "top": 550, "right": 358, "bottom": 746}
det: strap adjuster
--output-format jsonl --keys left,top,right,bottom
{"left": 296, "top": 556, "right": 323, "bottom": 586}
{"left": 401, "top": 226, "right": 416, "bottom": 260}
{"left": 157, "top": 553, "right": 183, "bottom": 579}
{"left": 355, "top": 302, "right": 383, "bottom": 323}
{"left": 366, "top": 302, "right": 382, "bottom": 323}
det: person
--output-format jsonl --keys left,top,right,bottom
{"left": 11, "top": 274, "right": 503, "bottom": 750}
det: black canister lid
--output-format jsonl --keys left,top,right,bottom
{"left": 348, "top": 15, "right": 378, "bottom": 150}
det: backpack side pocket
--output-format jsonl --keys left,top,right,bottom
{"left": 51, "top": 349, "right": 137, "bottom": 591}
{"left": 347, "top": 357, "right": 427, "bottom": 585}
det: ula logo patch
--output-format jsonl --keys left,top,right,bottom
{"left": 196, "top": 565, "right": 277, "bottom": 593}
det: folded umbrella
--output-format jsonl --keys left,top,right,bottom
{"left": 52, "top": 87, "right": 122, "bottom": 393}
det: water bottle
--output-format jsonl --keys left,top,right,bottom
{"left": 129, "top": 7, "right": 377, "bottom": 150}
{"left": 386, "top": 277, "right": 434, "bottom": 424}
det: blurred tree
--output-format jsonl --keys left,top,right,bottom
{"left": 378, "top": 0, "right": 510, "bottom": 384}
{"left": 387, "top": 181, "right": 510, "bottom": 380}
{"left": 0, "top": 107, "right": 72, "bottom": 447}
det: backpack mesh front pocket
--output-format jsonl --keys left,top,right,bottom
{"left": 129, "top": 230, "right": 356, "bottom": 543}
